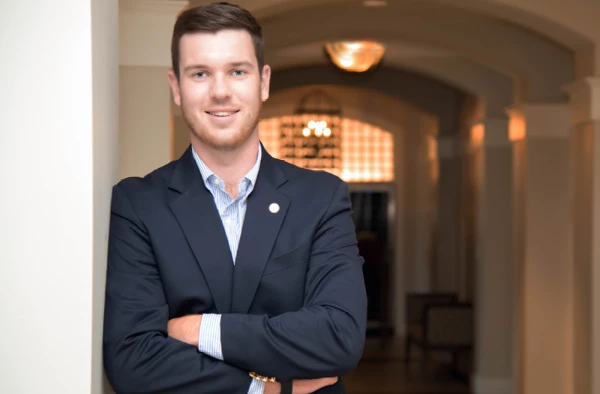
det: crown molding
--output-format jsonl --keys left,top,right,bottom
{"left": 563, "top": 77, "right": 600, "bottom": 98}
{"left": 563, "top": 77, "right": 600, "bottom": 125}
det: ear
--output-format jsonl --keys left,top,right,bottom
{"left": 260, "top": 64, "right": 271, "bottom": 102}
{"left": 167, "top": 70, "right": 182, "bottom": 106}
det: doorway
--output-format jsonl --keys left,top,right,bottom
{"left": 350, "top": 184, "right": 395, "bottom": 340}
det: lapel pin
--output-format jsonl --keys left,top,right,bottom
{"left": 269, "top": 203, "right": 280, "bottom": 213}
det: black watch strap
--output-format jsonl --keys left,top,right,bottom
{"left": 281, "top": 380, "right": 293, "bottom": 394}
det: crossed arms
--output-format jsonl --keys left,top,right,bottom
{"left": 103, "top": 181, "right": 367, "bottom": 393}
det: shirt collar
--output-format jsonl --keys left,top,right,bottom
{"left": 192, "top": 145, "right": 262, "bottom": 190}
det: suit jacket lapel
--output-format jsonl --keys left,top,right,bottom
{"left": 167, "top": 147, "right": 234, "bottom": 314}
{"left": 231, "top": 147, "right": 290, "bottom": 313}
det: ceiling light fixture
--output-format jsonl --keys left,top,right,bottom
{"left": 324, "top": 40, "right": 386, "bottom": 73}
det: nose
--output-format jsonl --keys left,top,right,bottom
{"left": 209, "top": 73, "right": 231, "bottom": 101}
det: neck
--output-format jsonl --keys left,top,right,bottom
{"left": 191, "top": 135, "right": 260, "bottom": 187}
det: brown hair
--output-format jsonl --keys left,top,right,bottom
{"left": 171, "top": 2, "right": 264, "bottom": 80}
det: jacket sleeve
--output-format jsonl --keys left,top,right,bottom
{"left": 220, "top": 181, "right": 368, "bottom": 382}
{"left": 103, "top": 184, "right": 253, "bottom": 394}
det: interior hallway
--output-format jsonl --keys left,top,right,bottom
{"left": 344, "top": 339, "right": 470, "bottom": 394}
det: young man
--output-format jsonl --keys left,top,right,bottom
{"left": 103, "top": 2, "right": 367, "bottom": 393}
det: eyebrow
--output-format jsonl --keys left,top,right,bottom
{"left": 229, "top": 61, "right": 254, "bottom": 69}
{"left": 183, "top": 61, "right": 255, "bottom": 73}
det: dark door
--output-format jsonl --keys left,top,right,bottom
{"left": 350, "top": 190, "right": 392, "bottom": 337}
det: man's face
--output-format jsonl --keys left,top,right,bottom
{"left": 168, "top": 29, "right": 270, "bottom": 152}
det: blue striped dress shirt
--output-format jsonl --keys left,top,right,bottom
{"left": 192, "top": 147, "right": 265, "bottom": 394}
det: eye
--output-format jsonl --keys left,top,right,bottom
{"left": 232, "top": 70, "right": 246, "bottom": 76}
{"left": 193, "top": 71, "right": 207, "bottom": 78}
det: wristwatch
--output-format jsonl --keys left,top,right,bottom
{"left": 249, "top": 372, "right": 293, "bottom": 394}
{"left": 280, "top": 380, "right": 293, "bottom": 394}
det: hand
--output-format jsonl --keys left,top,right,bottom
{"left": 292, "top": 377, "right": 338, "bottom": 394}
{"left": 264, "top": 377, "right": 338, "bottom": 394}
{"left": 167, "top": 314, "right": 202, "bottom": 347}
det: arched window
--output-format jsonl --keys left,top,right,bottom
{"left": 259, "top": 116, "right": 394, "bottom": 183}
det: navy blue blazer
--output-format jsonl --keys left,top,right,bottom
{"left": 103, "top": 145, "right": 367, "bottom": 393}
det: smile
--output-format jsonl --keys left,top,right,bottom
{"left": 206, "top": 110, "right": 240, "bottom": 117}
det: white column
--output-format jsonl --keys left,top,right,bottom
{"left": 456, "top": 133, "right": 475, "bottom": 303}
{"left": 565, "top": 77, "right": 600, "bottom": 394}
{"left": 119, "top": 0, "right": 188, "bottom": 179}
{"left": 469, "top": 118, "right": 514, "bottom": 394}
{"left": 401, "top": 125, "right": 419, "bottom": 300}
{"left": 413, "top": 135, "right": 437, "bottom": 293}
{"left": 403, "top": 128, "right": 436, "bottom": 295}
{"left": 458, "top": 132, "right": 477, "bottom": 303}
{"left": 396, "top": 117, "right": 438, "bottom": 336}
{"left": 508, "top": 103, "right": 572, "bottom": 394}
{"left": 435, "top": 135, "right": 460, "bottom": 293}
{"left": 0, "top": 1, "right": 119, "bottom": 393}
{"left": 395, "top": 128, "right": 407, "bottom": 336}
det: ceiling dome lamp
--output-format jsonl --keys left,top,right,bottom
{"left": 324, "top": 40, "right": 386, "bottom": 73}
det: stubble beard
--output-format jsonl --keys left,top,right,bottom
{"left": 181, "top": 100, "right": 261, "bottom": 152}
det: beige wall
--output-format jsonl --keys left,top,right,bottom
{"left": 119, "top": 66, "right": 172, "bottom": 179}
{"left": 118, "top": 1, "right": 187, "bottom": 180}
{"left": 173, "top": 112, "right": 190, "bottom": 160}
{"left": 119, "top": 0, "right": 187, "bottom": 68}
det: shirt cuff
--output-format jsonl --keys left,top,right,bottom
{"left": 197, "top": 313, "right": 223, "bottom": 360}
{"left": 248, "top": 378, "right": 266, "bottom": 394}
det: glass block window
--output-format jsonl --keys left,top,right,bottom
{"left": 259, "top": 116, "right": 394, "bottom": 182}
{"left": 258, "top": 117, "right": 280, "bottom": 157}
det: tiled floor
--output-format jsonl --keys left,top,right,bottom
{"left": 343, "top": 338, "right": 471, "bottom": 394}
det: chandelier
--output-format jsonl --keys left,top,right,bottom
{"left": 279, "top": 90, "right": 342, "bottom": 173}
{"left": 324, "top": 40, "right": 386, "bottom": 73}
{"left": 302, "top": 120, "right": 331, "bottom": 138}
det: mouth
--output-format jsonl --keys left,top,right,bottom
{"left": 205, "top": 110, "right": 240, "bottom": 118}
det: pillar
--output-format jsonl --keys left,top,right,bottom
{"left": 508, "top": 103, "right": 572, "bottom": 394}
{"left": 469, "top": 118, "right": 514, "bottom": 394}
{"left": 0, "top": 0, "right": 119, "bottom": 393}
{"left": 565, "top": 77, "right": 600, "bottom": 394}
{"left": 435, "top": 135, "right": 460, "bottom": 293}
